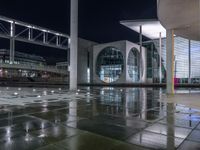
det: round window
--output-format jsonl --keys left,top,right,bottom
{"left": 127, "top": 48, "right": 140, "bottom": 82}
{"left": 96, "top": 47, "right": 124, "bottom": 83}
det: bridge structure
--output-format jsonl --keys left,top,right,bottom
{"left": 0, "top": 0, "right": 78, "bottom": 89}
{"left": 0, "top": 15, "right": 70, "bottom": 64}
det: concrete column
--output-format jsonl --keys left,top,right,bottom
{"left": 139, "top": 25, "right": 143, "bottom": 82}
{"left": 188, "top": 40, "right": 191, "bottom": 84}
{"left": 141, "top": 47, "right": 147, "bottom": 83}
{"left": 70, "top": 0, "right": 78, "bottom": 90}
{"left": 166, "top": 29, "right": 175, "bottom": 94}
{"left": 139, "top": 26, "right": 147, "bottom": 83}
{"left": 159, "top": 32, "right": 162, "bottom": 84}
{"left": 10, "top": 22, "right": 15, "bottom": 64}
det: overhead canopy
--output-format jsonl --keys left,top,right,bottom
{"left": 120, "top": 20, "right": 166, "bottom": 39}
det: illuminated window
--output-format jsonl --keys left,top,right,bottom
{"left": 96, "top": 47, "right": 124, "bottom": 83}
{"left": 128, "top": 48, "right": 140, "bottom": 82}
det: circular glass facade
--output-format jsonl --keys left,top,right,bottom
{"left": 96, "top": 47, "right": 124, "bottom": 83}
{"left": 128, "top": 48, "right": 140, "bottom": 82}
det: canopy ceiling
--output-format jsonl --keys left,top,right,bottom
{"left": 157, "top": 0, "right": 200, "bottom": 41}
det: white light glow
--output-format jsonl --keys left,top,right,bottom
{"left": 25, "top": 134, "right": 32, "bottom": 142}
{"left": 8, "top": 20, "right": 14, "bottom": 24}
{"left": 43, "top": 91, "right": 47, "bottom": 96}
{"left": 51, "top": 90, "right": 55, "bottom": 93}
{"left": 14, "top": 92, "right": 18, "bottom": 96}
{"left": 41, "top": 29, "right": 47, "bottom": 32}
{"left": 68, "top": 38, "right": 71, "bottom": 44}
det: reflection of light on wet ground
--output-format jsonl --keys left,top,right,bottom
{"left": 0, "top": 87, "right": 199, "bottom": 149}
{"left": 0, "top": 87, "right": 93, "bottom": 106}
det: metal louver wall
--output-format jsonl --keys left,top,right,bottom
{"left": 154, "top": 37, "right": 190, "bottom": 79}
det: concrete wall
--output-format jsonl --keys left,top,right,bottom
{"left": 77, "top": 38, "right": 97, "bottom": 84}
{"left": 125, "top": 41, "right": 147, "bottom": 83}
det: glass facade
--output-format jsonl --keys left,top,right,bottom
{"left": 191, "top": 40, "right": 200, "bottom": 82}
{"left": 143, "top": 42, "right": 162, "bottom": 83}
{"left": 96, "top": 47, "right": 124, "bottom": 83}
{"left": 127, "top": 48, "right": 140, "bottom": 82}
{"left": 153, "top": 36, "right": 200, "bottom": 84}
{"left": 93, "top": 36, "right": 200, "bottom": 84}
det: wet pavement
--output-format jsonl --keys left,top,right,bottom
{"left": 0, "top": 87, "right": 200, "bottom": 149}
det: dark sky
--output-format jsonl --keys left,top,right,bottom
{"left": 0, "top": 0, "right": 157, "bottom": 64}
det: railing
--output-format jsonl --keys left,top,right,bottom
{"left": 0, "top": 15, "right": 70, "bottom": 50}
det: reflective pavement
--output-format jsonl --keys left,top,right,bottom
{"left": 0, "top": 87, "right": 200, "bottom": 149}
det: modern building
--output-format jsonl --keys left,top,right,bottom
{"left": 75, "top": 19, "right": 200, "bottom": 85}
{"left": 0, "top": 49, "right": 46, "bottom": 65}
{"left": 92, "top": 40, "right": 146, "bottom": 84}
{"left": 0, "top": 38, "right": 97, "bottom": 84}
{"left": 153, "top": 37, "right": 200, "bottom": 84}
{"left": 121, "top": 19, "right": 200, "bottom": 84}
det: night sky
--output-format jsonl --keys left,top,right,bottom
{"left": 0, "top": 0, "right": 157, "bottom": 64}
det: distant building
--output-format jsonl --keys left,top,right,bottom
{"left": 0, "top": 49, "right": 46, "bottom": 65}
{"left": 0, "top": 49, "right": 68, "bottom": 82}
{"left": 56, "top": 62, "right": 68, "bottom": 70}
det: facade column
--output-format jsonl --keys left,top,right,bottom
{"left": 70, "top": 0, "right": 78, "bottom": 90}
{"left": 166, "top": 29, "right": 175, "bottom": 94}
{"left": 10, "top": 22, "right": 15, "bottom": 64}
{"left": 139, "top": 25, "right": 143, "bottom": 82}
{"left": 188, "top": 40, "right": 191, "bottom": 84}
{"left": 159, "top": 32, "right": 162, "bottom": 84}
{"left": 139, "top": 25, "right": 147, "bottom": 83}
